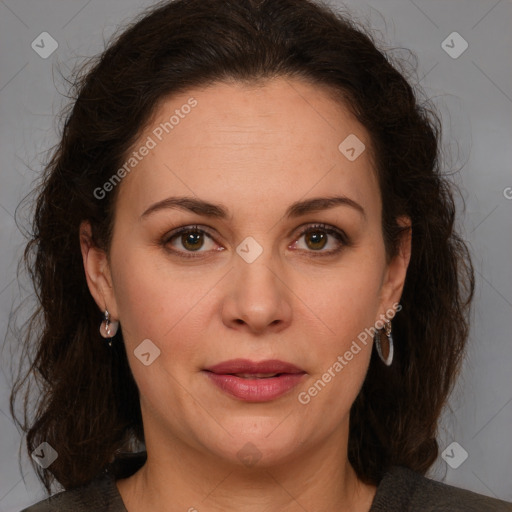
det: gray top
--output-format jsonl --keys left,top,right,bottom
{"left": 21, "top": 452, "right": 512, "bottom": 511}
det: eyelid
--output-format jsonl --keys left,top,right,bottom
{"left": 161, "top": 224, "right": 218, "bottom": 247}
{"left": 291, "top": 223, "right": 349, "bottom": 253}
{"left": 161, "top": 222, "right": 349, "bottom": 258}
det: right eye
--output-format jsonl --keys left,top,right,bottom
{"left": 161, "top": 225, "right": 224, "bottom": 259}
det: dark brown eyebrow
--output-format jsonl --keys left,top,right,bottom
{"left": 140, "top": 195, "right": 366, "bottom": 221}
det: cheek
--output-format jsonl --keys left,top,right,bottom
{"left": 110, "top": 246, "right": 221, "bottom": 369}
{"left": 295, "top": 253, "right": 383, "bottom": 409}
{"left": 309, "top": 256, "right": 385, "bottom": 347}
{"left": 110, "top": 253, "right": 210, "bottom": 419}
{"left": 297, "top": 280, "right": 376, "bottom": 427}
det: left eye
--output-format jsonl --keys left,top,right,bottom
{"left": 162, "top": 223, "right": 347, "bottom": 258}
{"left": 291, "top": 224, "right": 347, "bottom": 253}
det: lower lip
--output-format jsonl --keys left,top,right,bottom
{"left": 204, "top": 372, "right": 306, "bottom": 402}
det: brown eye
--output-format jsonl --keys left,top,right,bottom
{"left": 304, "top": 230, "right": 328, "bottom": 250}
{"left": 163, "top": 225, "right": 220, "bottom": 258}
{"left": 292, "top": 223, "right": 348, "bottom": 255}
{"left": 180, "top": 230, "right": 205, "bottom": 251}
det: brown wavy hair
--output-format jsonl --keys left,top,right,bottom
{"left": 8, "top": 0, "right": 474, "bottom": 493}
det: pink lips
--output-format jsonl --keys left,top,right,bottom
{"left": 204, "top": 358, "right": 306, "bottom": 402}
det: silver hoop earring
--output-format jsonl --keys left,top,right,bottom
{"left": 375, "top": 319, "right": 394, "bottom": 366}
{"left": 100, "top": 309, "right": 119, "bottom": 347}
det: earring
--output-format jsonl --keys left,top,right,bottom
{"left": 375, "top": 319, "right": 394, "bottom": 366}
{"left": 100, "top": 309, "right": 119, "bottom": 347}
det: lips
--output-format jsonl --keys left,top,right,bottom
{"left": 233, "top": 373, "right": 281, "bottom": 379}
{"left": 203, "top": 359, "right": 306, "bottom": 402}
{"left": 205, "top": 359, "right": 304, "bottom": 375}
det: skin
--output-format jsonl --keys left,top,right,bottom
{"left": 80, "top": 77, "right": 411, "bottom": 512}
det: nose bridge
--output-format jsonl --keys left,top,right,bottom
{"left": 234, "top": 233, "right": 282, "bottom": 294}
{"left": 225, "top": 233, "right": 292, "bottom": 331}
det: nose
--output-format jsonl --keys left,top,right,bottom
{"left": 221, "top": 245, "right": 293, "bottom": 335}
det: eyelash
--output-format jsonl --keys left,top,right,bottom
{"left": 161, "top": 223, "right": 350, "bottom": 260}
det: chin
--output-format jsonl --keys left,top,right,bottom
{"left": 195, "top": 420, "right": 309, "bottom": 469}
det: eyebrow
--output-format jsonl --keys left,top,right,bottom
{"left": 140, "top": 195, "right": 366, "bottom": 221}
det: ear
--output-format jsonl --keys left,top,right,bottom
{"left": 79, "top": 220, "right": 119, "bottom": 319}
{"left": 377, "top": 216, "right": 412, "bottom": 317}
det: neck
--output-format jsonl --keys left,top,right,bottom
{"left": 116, "top": 428, "right": 376, "bottom": 512}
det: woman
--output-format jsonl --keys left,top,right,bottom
{"left": 10, "top": 0, "right": 511, "bottom": 510}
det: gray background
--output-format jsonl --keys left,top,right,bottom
{"left": 0, "top": 0, "right": 511, "bottom": 510}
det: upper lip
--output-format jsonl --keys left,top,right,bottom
{"left": 205, "top": 359, "right": 305, "bottom": 375}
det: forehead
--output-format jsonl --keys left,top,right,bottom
{"left": 114, "top": 77, "right": 380, "bottom": 222}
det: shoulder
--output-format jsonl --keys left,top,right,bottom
{"left": 371, "top": 466, "right": 512, "bottom": 512}
{"left": 19, "top": 473, "right": 119, "bottom": 511}
{"left": 19, "top": 451, "right": 146, "bottom": 512}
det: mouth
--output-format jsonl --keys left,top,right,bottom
{"left": 203, "top": 359, "right": 306, "bottom": 402}
{"left": 229, "top": 373, "right": 286, "bottom": 379}
{"left": 205, "top": 358, "right": 305, "bottom": 375}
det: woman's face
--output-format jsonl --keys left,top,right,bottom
{"left": 82, "top": 77, "right": 410, "bottom": 467}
